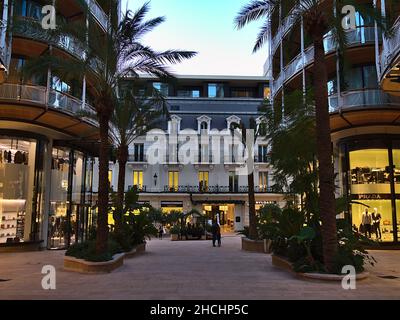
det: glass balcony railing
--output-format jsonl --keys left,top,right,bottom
{"left": 328, "top": 89, "right": 400, "bottom": 112}
{"left": 272, "top": 27, "right": 376, "bottom": 96}
{"left": 381, "top": 19, "right": 400, "bottom": 77}
{"left": 43, "top": 0, "right": 108, "bottom": 31}
{"left": 86, "top": 0, "right": 109, "bottom": 31}
{"left": 14, "top": 17, "right": 103, "bottom": 71}
{"left": 0, "top": 83, "right": 96, "bottom": 117}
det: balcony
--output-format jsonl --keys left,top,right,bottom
{"left": 328, "top": 89, "right": 400, "bottom": 112}
{"left": 14, "top": 17, "right": 102, "bottom": 71}
{"left": 158, "top": 185, "right": 275, "bottom": 194}
{"left": 271, "top": 27, "right": 376, "bottom": 96}
{"left": 381, "top": 19, "right": 400, "bottom": 77}
{"left": 0, "top": 83, "right": 95, "bottom": 116}
{"left": 128, "top": 155, "right": 147, "bottom": 163}
{"left": 86, "top": 0, "right": 109, "bottom": 31}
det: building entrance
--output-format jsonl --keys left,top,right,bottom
{"left": 203, "top": 204, "right": 235, "bottom": 233}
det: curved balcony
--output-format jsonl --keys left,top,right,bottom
{"left": 271, "top": 27, "right": 376, "bottom": 96}
{"left": 380, "top": 19, "right": 400, "bottom": 95}
{"left": 13, "top": 17, "right": 103, "bottom": 72}
{"left": 0, "top": 83, "right": 95, "bottom": 117}
{"left": 86, "top": 0, "right": 109, "bottom": 31}
{"left": 328, "top": 89, "right": 400, "bottom": 112}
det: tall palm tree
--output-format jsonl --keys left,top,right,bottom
{"left": 22, "top": 1, "right": 196, "bottom": 255}
{"left": 235, "top": 0, "right": 389, "bottom": 271}
{"left": 110, "top": 87, "right": 168, "bottom": 231}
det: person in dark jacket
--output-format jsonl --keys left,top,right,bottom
{"left": 211, "top": 221, "right": 221, "bottom": 247}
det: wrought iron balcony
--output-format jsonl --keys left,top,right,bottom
{"left": 159, "top": 185, "right": 274, "bottom": 194}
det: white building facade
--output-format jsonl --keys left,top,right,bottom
{"left": 107, "top": 75, "right": 287, "bottom": 232}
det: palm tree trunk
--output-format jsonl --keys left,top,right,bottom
{"left": 115, "top": 144, "right": 128, "bottom": 231}
{"left": 248, "top": 171, "right": 258, "bottom": 240}
{"left": 96, "top": 112, "right": 110, "bottom": 254}
{"left": 312, "top": 28, "right": 338, "bottom": 272}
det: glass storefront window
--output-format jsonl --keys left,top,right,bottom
{"left": 351, "top": 201, "right": 393, "bottom": 242}
{"left": 49, "top": 147, "right": 70, "bottom": 249}
{"left": 349, "top": 148, "right": 394, "bottom": 242}
{"left": 349, "top": 149, "right": 390, "bottom": 194}
{"left": 0, "top": 137, "right": 38, "bottom": 244}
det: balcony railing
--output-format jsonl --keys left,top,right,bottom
{"left": 328, "top": 89, "right": 400, "bottom": 112}
{"left": 0, "top": 83, "right": 95, "bottom": 116}
{"left": 128, "top": 155, "right": 147, "bottom": 163}
{"left": 159, "top": 185, "right": 275, "bottom": 194}
{"left": 14, "top": 17, "right": 103, "bottom": 71}
{"left": 272, "top": 27, "right": 376, "bottom": 97}
{"left": 86, "top": 0, "right": 108, "bottom": 31}
{"left": 381, "top": 19, "right": 400, "bottom": 78}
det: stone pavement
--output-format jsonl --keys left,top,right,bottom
{"left": 0, "top": 235, "right": 399, "bottom": 300}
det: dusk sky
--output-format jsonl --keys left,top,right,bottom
{"left": 121, "top": 0, "right": 267, "bottom": 76}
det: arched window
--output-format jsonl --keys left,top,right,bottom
{"left": 200, "top": 122, "right": 208, "bottom": 130}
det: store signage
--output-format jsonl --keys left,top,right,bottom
{"left": 353, "top": 194, "right": 392, "bottom": 200}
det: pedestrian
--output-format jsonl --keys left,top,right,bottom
{"left": 211, "top": 221, "right": 221, "bottom": 247}
{"left": 158, "top": 225, "right": 164, "bottom": 240}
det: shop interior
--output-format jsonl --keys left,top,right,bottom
{"left": 0, "top": 138, "right": 37, "bottom": 244}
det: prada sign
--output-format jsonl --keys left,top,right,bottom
{"left": 353, "top": 194, "right": 393, "bottom": 200}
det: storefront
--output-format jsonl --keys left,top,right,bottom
{"left": 0, "top": 130, "right": 96, "bottom": 250}
{"left": 0, "top": 133, "right": 46, "bottom": 245}
{"left": 340, "top": 136, "right": 400, "bottom": 245}
{"left": 48, "top": 145, "right": 95, "bottom": 249}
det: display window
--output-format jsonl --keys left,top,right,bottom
{"left": 49, "top": 147, "right": 70, "bottom": 249}
{"left": 351, "top": 201, "right": 393, "bottom": 242}
{"left": 0, "top": 137, "right": 38, "bottom": 244}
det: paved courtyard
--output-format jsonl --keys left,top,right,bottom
{"left": 0, "top": 235, "right": 399, "bottom": 300}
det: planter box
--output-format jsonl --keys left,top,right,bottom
{"left": 64, "top": 253, "right": 125, "bottom": 274}
{"left": 241, "top": 237, "right": 271, "bottom": 254}
{"left": 272, "top": 254, "right": 370, "bottom": 281}
{"left": 124, "top": 243, "right": 146, "bottom": 259}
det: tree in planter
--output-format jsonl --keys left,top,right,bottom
{"left": 235, "top": 0, "right": 391, "bottom": 272}
{"left": 22, "top": 1, "right": 195, "bottom": 255}
{"left": 109, "top": 87, "right": 168, "bottom": 232}
{"left": 231, "top": 118, "right": 267, "bottom": 240}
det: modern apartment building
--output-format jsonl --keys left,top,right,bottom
{"left": 108, "top": 75, "right": 286, "bottom": 232}
{"left": 266, "top": 2, "right": 400, "bottom": 245}
{"left": 0, "top": 0, "right": 117, "bottom": 250}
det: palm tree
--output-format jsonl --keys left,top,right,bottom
{"left": 110, "top": 87, "right": 168, "bottom": 231}
{"left": 235, "top": 0, "right": 389, "bottom": 271}
{"left": 22, "top": 1, "right": 196, "bottom": 255}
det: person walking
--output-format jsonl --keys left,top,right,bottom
{"left": 158, "top": 225, "right": 164, "bottom": 240}
{"left": 211, "top": 221, "right": 221, "bottom": 247}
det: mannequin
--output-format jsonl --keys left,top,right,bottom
{"left": 372, "top": 208, "right": 382, "bottom": 240}
{"left": 362, "top": 208, "right": 372, "bottom": 238}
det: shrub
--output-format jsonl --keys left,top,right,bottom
{"left": 66, "top": 239, "right": 123, "bottom": 262}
